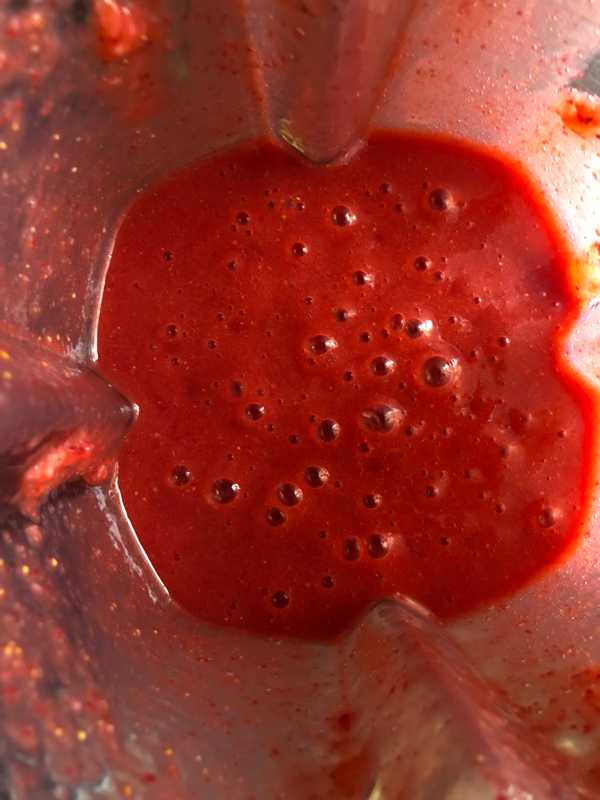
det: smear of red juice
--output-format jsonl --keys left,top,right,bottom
{"left": 96, "top": 132, "right": 593, "bottom": 639}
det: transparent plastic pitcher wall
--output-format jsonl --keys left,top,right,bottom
{"left": 1, "top": 0, "right": 600, "bottom": 797}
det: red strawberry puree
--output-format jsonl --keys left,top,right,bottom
{"left": 96, "top": 132, "right": 592, "bottom": 639}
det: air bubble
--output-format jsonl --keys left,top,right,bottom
{"left": 272, "top": 591, "right": 289, "bottom": 608}
{"left": 367, "top": 534, "right": 389, "bottom": 558}
{"left": 422, "top": 356, "right": 452, "bottom": 388}
{"left": 277, "top": 483, "right": 303, "bottom": 506}
{"left": 170, "top": 466, "right": 191, "bottom": 486}
{"left": 390, "top": 313, "right": 404, "bottom": 331}
{"left": 414, "top": 256, "right": 429, "bottom": 272}
{"left": 309, "top": 334, "right": 336, "bottom": 355}
{"left": 362, "top": 405, "right": 398, "bottom": 433}
{"left": 236, "top": 211, "right": 250, "bottom": 225}
{"left": 163, "top": 250, "right": 174, "bottom": 261}
{"left": 265, "top": 507, "right": 286, "bottom": 527}
{"left": 322, "top": 576, "right": 334, "bottom": 589}
{"left": 211, "top": 478, "right": 239, "bottom": 504}
{"left": 363, "top": 494, "right": 381, "bottom": 509}
{"left": 379, "top": 183, "right": 391, "bottom": 194}
{"left": 231, "top": 380, "right": 244, "bottom": 398}
{"left": 343, "top": 371, "right": 354, "bottom": 382}
{"left": 429, "top": 188, "right": 451, "bottom": 211}
{"left": 171, "top": 357, "right": 180, "bottom": 366}
{"left": 317, "top": 420, "right": 340, "bottom": 442}
{"left": 227, "top": 260, "right": 236, "bottom": 271}
{"left": 424, "top": 485, "right": 439, "bottom": 498}
{"left": 405, "top": 319, "right": 426, "bottom": 338}
{"left": 208, "top": 340, "right": 217, "bottom": 349}
{"left": 292, "top": 242, "right": 307, "bottom": 257}
{"left": 342, "top": 537, "right": 362, "bottom": 561}
{"left": 245, "top": 403, "right": 264, "bottom": 420}
{"left": 358, "top": 443, "right": 370, "bottom": 453}
{"left": 371, "top": 356, "right": 394, "bottom": 376}
{"left": 304, "top": 466, "right": 329, "bottom": 488}
{"left": 335, "top": 309, "right": 349, "bottom": 323}
{"left": 332, "top": 206, "right": 355, "bottom": 226}
{"left": 353, "top": 270, "right": 370, "bottom": 286}
{"left": 498, "top": 336, "right": 510, "bottom": 348}
{"left": 359, "top": 331, "right": 371, "bottom": 343}
{"left": 538, "top": 508, "right": 558, "bottom": 528}
{"left": 394, "top": 203, "right": 404, "bottom": 213}
{"left": 289, "top": 434, "right": 300, "bottom": 445}
{"left": 166, "top": 325, "right": 178, "bottom": 337}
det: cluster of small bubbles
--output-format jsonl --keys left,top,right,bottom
{"left": 245, "top": 403, "right": 264, "bottom": 420}
{"left": 424, "top": 485, "right": 439, "bottom": 498}
{"left": 415, "top": 256, "right": 429, "bottom": 272}
{"left": 421, "top": 356, "right": 452, "bottom": 388}
{"left": 538, "top": 508, "right": 558, "bottom": 528}
{"left": 304, "top": 465, "right": 329, "bottom": 488}
{"left": 358, "top": 442, "right": 370, "bottom": 453}
{"left": 379, "top": 183, "right": 391, "bottom": 194}
{"left": 342, "top": 537, "right": 362, "bottom": 561}
{"left": 353, "top": 270, "right": 370, "bottom": 286}
{"left": 272, "top": 591, "right": 289, "bottom": 608}
{"left": 317, "top": 420, "right": 340, "bottom": 442}
{"left": 309, "top": 335, "right": 336, "bottom": 355}
{"left": 331, "top": 206, "right": 355, "bottom": 226}
{"left": 289, "top": 434, "right": 300, "bottom": 445}
{"left": 292, "top": 242, "right": 307, "bottom": 257}
{"left": 236, "top": 211, "right": 250, "bottom": 225}
{"left": 367, "top": 534, "right": 389, "bottom": 558}
{"left": 170, "top": 465, "right": 191, "bottom": 486}
{"left": 166, "top": 324, "right": 178, "bottom": 338}
{"left": 497, "top": 336, "right": 510, "bottom": 348}
{"left": 362, "top": 405, "right": 397, "bottom": 433}
{"left": 343, "top": 371, "right": 354, "bottom": 382}
{"left": 322, "top": 576, "right": 335, "bottom": 589}
{"left": 359, "top": 331, "right": 371, "bottom": 343}
{"left": 265, "top": 507, "right": 286, "bottom": 527}
{"left": 336, "top": 309, "right": 349, "bottom": 323}
{"left": 371, "top": 356, "right": 394, "bottom": 377}
{"left": 163, "top": 250, "right": 174, "bottom": 261}
{"left": 277, "top": 483, "right": 303, "bottom": 506}
{"left": 390, "top": 313, "right": 404, "bottom": 331}
{"left": 231, "top": 380, "right": 244, "bottom": 398}
{"left": 405, "top": 319, "right": 426, "bottom": 339}
{"left": 227, "top": 260, "right": 236, "bottom": 271}
{"left": 363, "top": 493, "right": 381, "bottom": 509}
{"left": 211, "top": 478, "right": 239, "bottom": 504}
{"left": 429, "top": 188, "right": 451, "bottom": 211}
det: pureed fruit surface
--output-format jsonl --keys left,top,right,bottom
{"left": 97, "top": 133, "right": 591, "bottom": 639}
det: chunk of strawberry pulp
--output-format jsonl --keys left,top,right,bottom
{"left": 97, "top": 133, "right": 591, "bottom": 639}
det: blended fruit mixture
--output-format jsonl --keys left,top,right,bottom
{"left": 96, "top": 133, "right": 591, "bottom": 639}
